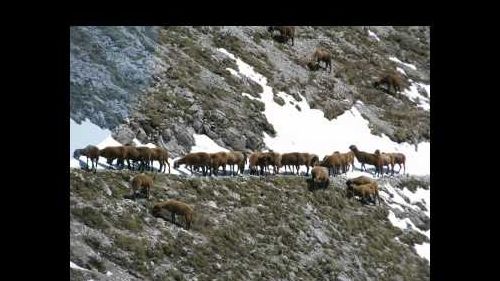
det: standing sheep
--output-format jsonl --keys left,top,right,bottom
{"left": 210, "top": 152, "right": 229, "bottom": 176}
{"left": 174, "top": 152, "right": 211, "bottom": 176}
{"left": 151, "top": 147, "right": 171, "bottom": 173}
{"left": 374, "top": 149, "right": 395, "bottom": 177}
{"left": 268, "top": 26, "right": 295, "bottom": 46}
{"left": 152, "top": 200, "right": 194, "bottom": 230}
{"left": 311, "top": 47, "right": 332, "bottom": 73}
{"left": 389, "top": 152, "right": 406, "bottom": 174}
{"left": 346, "top": 182, "right": 381, "bottom": 205}
{"left": 348, "top": 145, "right": 379, "bottom": 173}
{"left": 73, "top": 145, "right": 100, "bottom": 172}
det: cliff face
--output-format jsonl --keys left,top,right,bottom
{"left": 70, "top": 26, "right": 430, "bottom": 156}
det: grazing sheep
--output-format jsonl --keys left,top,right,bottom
{"left": 346, "top": 176, "right": 375, "bottom": 188}
{"left": 346, "top": 182, "right": 381, "bottom": 205}
{"left": 374, "top": 149, "right": 395, "bottom": 176}
{"left": 174, "top": 152, "right": 211, "bottom": 176}
{"left": 310, "top": 166, "right": 330, "bottom": 190}
{"left": 311, "top": 47, "right": 332, "bottom": 73}
{"left": 73, "top": 145, "right": 100, "bottom": 172}
{"left": 131, "top": 173, "right": 154, "bottom": 199}
{"left": 348, "top": 145, "right": 379, "bottom": 173}
{"left": 389, "top": 152, "right": 406, "bottom": 174}
{"left": 152, "top": 200, "right": 194, "bottom": 230}
{"left": 268, "top": 26, "right": 295, "bottom": 46}
{"left": 373, "top": 73, "right": 406, "bottom": 95}
{"left": 210, "top": 152, "right": 229, "bottom": 176}
{"left": 151, "top": 147, "right": 171, "bottom": 173}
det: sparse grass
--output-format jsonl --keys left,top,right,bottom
{"left": 71, "top": 168, "right": 429, "bottom": 281}
{"left": 87, "top": 256, "right": 106, "bottom": 273}
{"left": 72, "top": 207, "right": 109, "bottom": 229}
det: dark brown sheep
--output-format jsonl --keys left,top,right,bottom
{"left": 346, "top": 182, "right": 381, "bottom": 205}
{"left": 174, "top": 152, "right": 211, "bottom": 176}
{"left": 264, "top": 151, "right": 282, "bottom": 175}
{"left": 311, "top": 47, "right": 332, "bottom": 73}
{"left": 151, "top": 147, "right": 171, "bottom": 174}
{"left": 122, "top": 145, "right": 141, "bottom": 170}
{"left": 131, "top": 173, "right": 154, "bottom": 199}
{"left": 152, "top": 200, "right": 194, "bottom": 230}
{"left": 268, "top": 26, "right": 295, "bottom": 46}
{"left": 249, "top": 152, "right": 264, "bottom": 175}
{"left": 135, "top": 147, "right": 153, "bottom": 172}
{"left": 389, "top": 152, "right": 406, "bottom": 174}
{"left": 373, "top": 73, "right": 406, "bottom": 95}
{"left": 348, "top": 145, "right": 379, "bottom": 173}
{"left": 73, "top": 145, "right": 100, "bottom": 172}
{"left": 281, "top": 152, "right": 301, "bottom": 174}
{"left": 310, "top": 166, "right": 330, "bottom": 190}
{"left": 99, "top": 146, "right": 126, "bottom": 168}
{"left": 210, "top": 152, "right": 229, "bottom": 176}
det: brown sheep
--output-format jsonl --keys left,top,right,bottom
{"left": 320, "top": 153, "right": 343, "bottom": 176}
{"left": 373, "top": 73, "right": 406, "bottom": 95}
{"left": 135, "top": 147, "right": 153, "bottom": 172}
{"left": 389, "top": 152, "right": 406, "bottom": 174}
{"left": 264, "top": 151, "right": 282, "bottom": 175}
{"left": 348, "top": 145, "right": 379, "bottom": 173}
{"left": 152, "top": 200, "right": 194, "bottom": 230}
{"left": 268, "top": 26, "right": 295, "bottom": 46}
{"left": 73, "top": 145, "right": 100, "bottom": 172}
{"left": 281, "top": 152, "right": 301, "bottom": 175}
{"left": 346, "top": 151, "right": 355, "bottom": 172}
{"left": 151, "top": 147, "right": 171, "bottom": 174}
{"left": 310, "top": 166, "right": 330, "bottom": 190}
{"left": 374, "top": 149, "right": 395, "bottom": 176}
{"left": 346, "top": 182, "right": 381, "bottom": 205}
{"left": 225, "top": 151, "right": 246, "bottom": 175}
{"left": 122, "top": 145, "right": 141, "bottom": 170}
{"left": 346, "top": 176, "right": 375, "bottom": 188}
{"left": 249, "top": 152, "right": 264, "bottom": 175}
{"left": 174, "top": 152, "right": 211, "bottom": 176}
{"left": 99, "top": 146, "right": 126, "bottom": 168}
{"left": 311, "top": 47, "right": 332, "bottom": 73}
{"left": 131, "top": 173, "right": 154, "bottom": 199}
{"left": 210, "top": 152, "right": 229, "bottom": 176}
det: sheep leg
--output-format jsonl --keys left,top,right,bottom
{"left": 167, "top": 160, "right": 171, "bottom": 174}
{"left": 171, "top": 212, "right": 176, "bottom": 225}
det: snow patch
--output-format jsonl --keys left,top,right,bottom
{"left": 70, "top": 261, "right": 89, "bottom": 271}
{"left": 389, "top": 57, "right": 417, "bottom": 70}
{"left": 368, "top": 30, "right": 381, "bottom": 41}
{"left": 396, "top": 67, "right": 407, "bottom": 76}
{"left": 414, "top": 242, "right": 430, "bottom": 263}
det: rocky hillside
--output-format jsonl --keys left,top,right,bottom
{"left": 70, "top": 169, "right": 429, "bottom": 281}
{"left": 70, "top": 26, "right": 430, "bottom": 157}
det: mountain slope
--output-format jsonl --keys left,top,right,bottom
{"left": 70, "top": 169, "right": 429, "bottom": 281}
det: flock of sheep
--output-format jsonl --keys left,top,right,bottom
{"left": 72, "top": 26, "right": 412, "bottom": 230}
{"left": 73, "top": 144, "right": 406, "bottom": 178}
{"left": 72, "top": 143, "right": 405, "bottom": 229}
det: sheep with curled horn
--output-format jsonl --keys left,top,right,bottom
{"left": 267, "top": 26, "right": 295, "bottom": 46}
{"left": 348, "top": 145, "right": 379, "bottom": 173}
{"left": 73, "top": 145, "right": 100, "bottom": 173}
